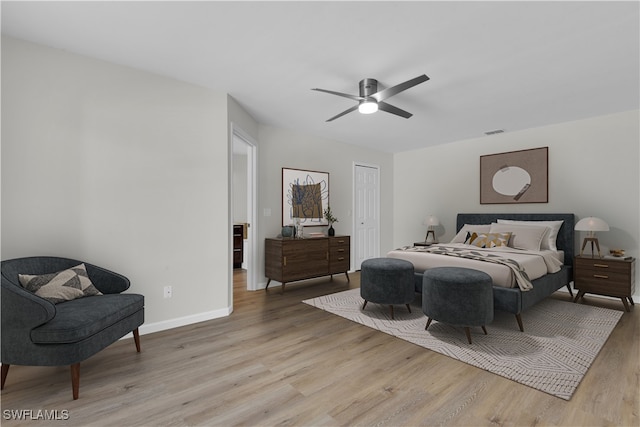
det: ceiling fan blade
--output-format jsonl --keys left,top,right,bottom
{"left": 371, "top": 74, "right": 429, "bottom": 102}
{"left": 378, "top": 101, "right": 413, "bottom": 119}
{"left": 312, "top": 88, "right": 364, "bottom": 102}
{"left": 326, "top": 105, "right": 359, "bottom": 122}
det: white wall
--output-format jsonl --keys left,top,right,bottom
{"left": 393, "top": 110, "right": 640, "bottom": 295}
{"left": 5, "top": 36, "right": 636, "bottom": 332}
{"left": 1, "top": 37, "right": 231, "bottom": 330}
{"left": 256, "top": 125, "right": 395, "bottom": 287}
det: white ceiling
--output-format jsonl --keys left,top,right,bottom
{"left": 2, "top": 1, "right": 639, "bottom": 153}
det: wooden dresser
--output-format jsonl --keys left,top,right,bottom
{"left": 265, "top": 236, "right": 350, "bottom": 293}
{"left": 573, "top": 255, "right": 636, "bottom": 311}
{"left": 233, "top": 224, "right": 243, "bottom": 269}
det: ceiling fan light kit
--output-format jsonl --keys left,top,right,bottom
{"left": 358, "top": 100, "right": 378, "bottom": 114}
{"left": 312, "top": 74, "right": 429, "bottom": 122}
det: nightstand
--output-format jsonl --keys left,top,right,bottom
{"left": 573, "top": 256, "right": 636, "bottom": 311}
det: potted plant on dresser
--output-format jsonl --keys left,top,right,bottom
{"left": 324, "top": 206, "right": 338, "bottom": 236}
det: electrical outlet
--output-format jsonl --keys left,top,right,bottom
{"left": 163, "top": 286, "right": 172, "bottom": 298}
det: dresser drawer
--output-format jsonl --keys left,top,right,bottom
{"left": 331, "top": 253, "right": 351, "bottom": 273}
{"left": 330, "top": 245, "right": 348, "bottom": 259}
{"left": 329, "top": 236, "right": 350, "bottom": 247}
{"left": 328, "top": 236, "right": 350, "bottom": 273}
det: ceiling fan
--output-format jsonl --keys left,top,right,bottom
{"left": 312, "top": 74, "right": 429, "bottom": 122}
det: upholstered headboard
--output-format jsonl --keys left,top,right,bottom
{"left": 456, "top": 213, "right": 575, "bottom": 267}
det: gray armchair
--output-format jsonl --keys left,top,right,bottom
{"left": 1, "top": 256, "right": 144, "bottom": 399}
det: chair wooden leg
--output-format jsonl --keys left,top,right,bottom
{"left": 405, "top": 304, "right": 412, "bottom": 313}
{"left": 389, "top": 305, "right": 394, "bottom": 319}
{"left": 481, "top": 325, "right": 488, "bottom": 335}
{"left": 515, "top": 314, "right": 524, "bottom": 332}
{"left": 70, "top": 363, "right": 80, "bottom": 400}
{"left": 133, "top": 328, "right": 141, "bottom": 353}
{"left": 362, "top": 300, "right": 368, "bottom": 310}
{"left": 1, "top": 364, "right": 10, "bottom": 389}
{"left": 464, "top": 327, "right": 473, "bottom": 344}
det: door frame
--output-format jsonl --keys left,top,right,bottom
{"left": 230, "top": 124, "right": 258, "bottom": 297}
{"left": 352, "top": 162, "right": 381, "bottom": 270}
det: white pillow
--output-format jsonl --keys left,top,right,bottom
{"left": 497, "top": 219, "right": 564, "bottom": 251}
{"left": 489, "top": 223, "right": 547, "bottom": 251}
{"left": 450, "top": 224, "right": 491, "bottom": 244}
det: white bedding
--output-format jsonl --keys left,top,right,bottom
{"left": 387, "top": 243, "right": 564, "bottom": 289}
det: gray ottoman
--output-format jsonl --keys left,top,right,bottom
{"left": 422, "top": 267, "right": 493, "bottom": 344}
{"left": 360, "top": 257, "right": 415, "bottom": 319}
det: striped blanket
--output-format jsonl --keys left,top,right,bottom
{"left": 399, "top": 245, "right": 533, "bottom": 291}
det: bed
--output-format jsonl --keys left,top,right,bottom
{"left": 387, "top": 213, "right": 575, "bottom": 331}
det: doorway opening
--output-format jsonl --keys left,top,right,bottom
{"left": 231, "top": 125, "right": 258, "bottom": 310}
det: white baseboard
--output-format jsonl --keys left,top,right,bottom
{"left": 120, "top": 306, "right": 232, "bottom": 339}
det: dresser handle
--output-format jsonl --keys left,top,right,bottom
{"left": 337, "top": 240, "right": 345, "bottom": 244}
{"left": 283, "top": 256, "right": 287, "bottom": 266}
{"left": 593, "top": 274, "right": 609, "bottom": 279}
{"left": 338, "top": 257, "right": 345, "bottom": 261}
{"left": 593, "top": 264, "right": 609, "bottom": 268}
{"left": 337, "top": 249, "right": 345, "bottom": 252}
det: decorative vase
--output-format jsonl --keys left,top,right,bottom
{"left": 281, "top": 226, "right": 294, "bottom": 238}
{"left": 328, "top": 224, "right": 335, "bottom": 236}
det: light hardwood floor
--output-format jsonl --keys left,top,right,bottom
{"left": 1, "top": 270, "right": 638, "bottom": 426}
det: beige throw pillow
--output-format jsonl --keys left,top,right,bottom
{"left": 451, "top": 224, "right": 492, "bottom": 244}
{"left": 469, "top": 232, "right": 512, "bottom": 248}
{"left": 19, "top": 263, "right": 103, "bottom": 304}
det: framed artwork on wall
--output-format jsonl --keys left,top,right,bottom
{"left": 480, "top": 147, "right": 548, "bottom": 204}
{"left": 282, "top": 168, "right": 329, "bottom": 226}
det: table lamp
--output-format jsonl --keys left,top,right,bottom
{"left": 575, "top": 216, "right": 609, "bottom": 258}
{"left": 423, "top": 215, "right": 440, "bottom": 243}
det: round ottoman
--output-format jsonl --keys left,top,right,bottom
{"left": 360, "top": 257, "right": 415, "bottom": 319}
{"left": 422, "top": 267, "right": 493, "bottom": 344}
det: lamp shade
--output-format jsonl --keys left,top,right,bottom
{"left": 575, "top": 217, "right": 609, "bottom": 232}
{"left": 423, "top": 215, "right": 440, "bottom": 227}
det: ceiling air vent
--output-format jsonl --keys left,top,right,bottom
{"left": 484, "top": 129, "right": 504, "bottom": 136}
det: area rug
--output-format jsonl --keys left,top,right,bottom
{"left": 303, "top": 288, "right": 623, "bottom": 400}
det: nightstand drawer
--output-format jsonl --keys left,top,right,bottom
{"left": 574, "top": 276, "right": 630, "bottom": 296}
{"left": 575, "top": 270, "right": 630, "bottom": 284}
{"left": 574, "top": 258, "right": 630, "bottom": 274}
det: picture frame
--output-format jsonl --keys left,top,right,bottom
{"left": 480, "top": 147, "right": 548, "bottom": 204}
{"left": 282, "top": 168, "right": 329, "bottom": 226}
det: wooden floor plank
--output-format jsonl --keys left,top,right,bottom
{"left": 1, "top": 269, "right": 637, "bottom": 426}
